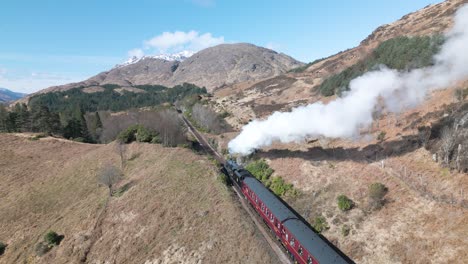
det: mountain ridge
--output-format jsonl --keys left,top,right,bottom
{"left": 16, "top": 43, "right": 304, "bottom": 104}
{"left": 0, "top": 87, "right": 27, "bottom": 103}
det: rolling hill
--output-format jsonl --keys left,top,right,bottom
{"left": 0, "top": 134, "right": 280, "bottom": 263}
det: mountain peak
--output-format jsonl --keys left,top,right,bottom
{"left": 115, "top": 50, "right": 195, "bottom": 68}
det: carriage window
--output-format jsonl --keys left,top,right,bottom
{"left": 298, "top": 246, "right": 303, "bottom": 256}
{"left": 270, "top": 214, "right": 274, "bottom": 222}
{"left": 277, "top": 222, "right": 281, "bottom": 229}
{"left": 308, "top": 256, "right": 313, "bottom": 264}
{"left": 290, "top": 238, "right": 295, "bottom": 247}
{"left": 286, "top": 233, "right": 288, "bottom": 240}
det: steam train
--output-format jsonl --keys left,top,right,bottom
{"left": 224, "top": 160, "right": 352, "bottom": 264}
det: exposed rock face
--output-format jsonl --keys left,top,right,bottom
{"left": 18, "top": 43, "right": 303, "bottom": 103}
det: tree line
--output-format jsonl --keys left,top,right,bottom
{"left": 0, "top": 103, "right": 95, "bottom": 142}
{"left": 29, "top": 83, "right": 207, "bottom": 113}
{"left": 0, "top": 83, "right": 207, "bottom": 143}
{"left": 318, "top": 35, "right": 445, "bottom": 96}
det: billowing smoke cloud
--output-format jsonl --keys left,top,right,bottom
{"left": 229, "top": 5, "right": 468, "bottom": 155}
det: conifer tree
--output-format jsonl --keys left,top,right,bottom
{"left": 14, "top": 104, "right": 31, "bottom": 132}
{"left": 0, "top": 104, "right": 9, "bottom": 132}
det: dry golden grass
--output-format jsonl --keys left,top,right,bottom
{"left": 0, "top": 134, "right": 279, "bottom": 264}
{"left": 255, "top": 130, "right": 468, "bottom": 263}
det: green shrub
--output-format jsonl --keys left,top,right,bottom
{"left": 0, "top": 242, "right": 6, "bottom": 255}
{"left": 269, "top": 177, "right": 298, "bottom": 197}
{"left": 220, "top": 111, "right": 231, "bottom": 118}
{"left": 369, "top": 183, "right": 388, "bottom": 200}
{"left": 177, "top": 143, "right": 190, "bottom": 148}
{"left": 246, "top": 160, "right": 299, "bottom": 197}
{"left": 312, "top": 216, "right": 329, "bottom": 233}
{"left": 318, "top": 35, "right": 444, "bottom": 96}
{"left": 135, "top": 127, "right": 154, "bottom": 142}
{"left": 44, "top": 231, "right": 61, "bottom": 246}
{"left": 337, "top": 195, "right": 354, "bottom": 211}
{"left": 112, "top": 182, "right": 133, "bottom": 197}
{"left": 29, "top": 134, "right": 47, "bottom": 141}
{"left": 341, "top": 225, "right": 351, "bottom": 237}
{"left": 377, "top": 131, "right": 386, "bottom": 142}
{"left": 150, "top": 135, "right": 161, "bottom": 144}
{"left": 218, "top": 173, "right": 229, "bottom": 185}
{"left": 208, "top": 138, "right": 218, "bottom": 150}
{"left": 117, "top": 125, "right": 159, "bottom": 144}
{"left": 73, "top": 137, "right": 86, "bottom": 143}
{"left": 221, "top": 148, "right": 229, "bottom": 156}
{"left": 245, "top": 159, "right": 274, "bottom": 183}
{"left": 117, "top": 125, "right": 138, "bottom": 143}
{"left": 35, "top": 242, "right": 50, "bottom": 256}
{"left": 369, "top": 182, "right": 388, "bottom": 209}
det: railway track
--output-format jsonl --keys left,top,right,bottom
{"left": 179, "top": 113, "right": 292, "bottom": 264}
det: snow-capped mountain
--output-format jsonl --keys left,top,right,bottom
{"left": 115, "top": 50, "right": 195, "bottom": 68}
{"left": 152, "top": 50, "right": 195, "bottom": 61}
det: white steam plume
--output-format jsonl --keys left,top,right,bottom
{"left": 229, "top": 5, "right": 468, "bottom": 155}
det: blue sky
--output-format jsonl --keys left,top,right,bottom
{"left": 0, "top": 0, "right": 441, "bottom": 93}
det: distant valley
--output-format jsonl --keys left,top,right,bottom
{"left": 0, "top": 88, "right": 26, "bottom": 103}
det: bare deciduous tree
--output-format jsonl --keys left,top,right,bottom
{"left": 157, "top": 109, "right": 186, "bottom": 147}
{"left": 440, "top": 126, "right": 456, "bottom": 166}
{"left": 191, "top": 103, "right": 224, "bottom": 134}
{"left": 98, "top": 165, "right": 123, "bottom": 196}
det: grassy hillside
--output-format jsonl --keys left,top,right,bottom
{"left": 0, "top": 134, "right": 279, "bottom": 263}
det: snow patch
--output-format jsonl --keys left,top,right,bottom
{"left": 115, "top": 50, "right": 195, "bottom": 68}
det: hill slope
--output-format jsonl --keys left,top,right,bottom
{"left": 0, "top": 88, "right": 26, "bottom": 103}
{"left": 213, "top": 0, "right": 468, "bottom": 127}
{"left": 0, "top": 134, "right": 279, "bottom": 263}
{"left": 207, "top": 1, "right": 468, "bottom": 263}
